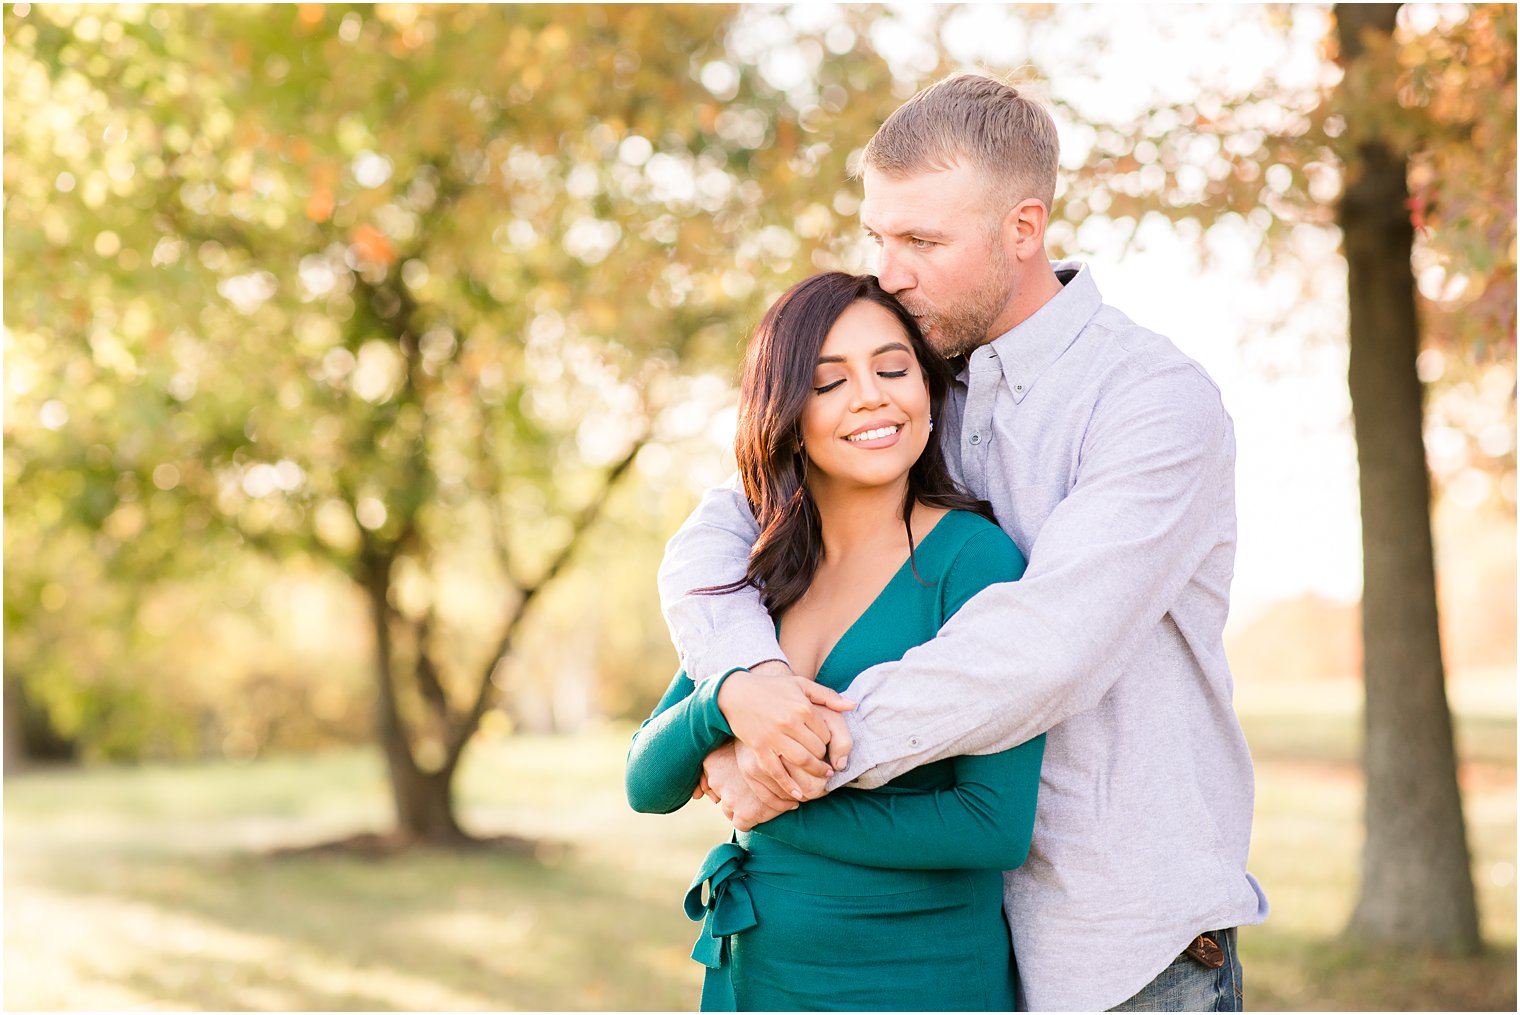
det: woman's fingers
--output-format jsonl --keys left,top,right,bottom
{"left": 801, "top": 681, "right": 856, "bottom": 713}
{"left": 739, "top": 740, "right": 804, "bottom": 800}
{"left": 715, "top": 671, "right": 852, "bottom": 799}
{"left": 761, "top": 750, "right": 804, "bottom": 800}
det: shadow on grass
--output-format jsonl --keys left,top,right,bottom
{"left": 1244, "top": 927, "right": 1518, "bottom": 1012}
{"left": 27, "top": 842, "right": 701, "bottom": 1011}
{"left": 41, "top": 840, "right": 1517, "bottom": 1013}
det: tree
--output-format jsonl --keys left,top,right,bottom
{"left": 3, "top": 4, "right": 901, "bottom": 844}
{"left": 1335, "top": 2, "right": 1484, "bottom": 951}
{"left": 1034, "top": 3, "right": 1511, "bottom": 950}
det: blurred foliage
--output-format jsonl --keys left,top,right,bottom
{"left": 1052, "top": 3, "right": 1516, "bottom": 506}
{"left": 0, "top": 3, "right": 912, "bottom": 782}
{"left": 4, "top": 3, "right": 1514, "bottom": 774}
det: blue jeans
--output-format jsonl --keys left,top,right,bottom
{"left": 1107, "top": 928, "right": 1244, "bottom": 1012}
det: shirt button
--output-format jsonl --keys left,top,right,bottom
{"left": 969, "top": 433, "right": 982, "bottom": 445}
{"left": 908, "top": 736, "right": 921, "bottom": 748}
{"left": 1015, "top": 384, "right": 1024, "bottom": 392}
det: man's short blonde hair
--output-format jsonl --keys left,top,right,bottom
{"left": 861, "top": 72, "right": 1059, "bottom": 213}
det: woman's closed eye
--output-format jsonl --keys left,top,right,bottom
{"left": 814, "top": 370, "right": 909, "bottom": 395}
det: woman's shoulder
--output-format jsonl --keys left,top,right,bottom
{"left": 930, "top": 508, "right": 1013, "bottom": 546}
{"left": 921, "top": 510, "right": 1025, "bottom": 623}
{"left": 931, "top": 509, "right": 1024, "bottom": 576}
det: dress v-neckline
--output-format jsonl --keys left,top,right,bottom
{"left": 777, "top": 511, "right": 956, "bottom": 685}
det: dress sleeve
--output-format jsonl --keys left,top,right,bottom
{"left": 754, "top": 522, "right": 1042, "bottom": 870}
{"left": 624, "top": 668, "right": 739, "bottom": 814}
{"left": 754, "top": 735, "right": 1045, "bottom": 869}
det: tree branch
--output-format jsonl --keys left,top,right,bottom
{"left": 445, "top": 431, "right": 650, "bottom": 761}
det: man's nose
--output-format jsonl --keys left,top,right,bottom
{"left": 876, "top": 244, "right": 913, "bottom": 294}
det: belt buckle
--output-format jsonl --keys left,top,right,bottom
{"left": 1183, "top": 933, "right": 1225, "bottom": 969}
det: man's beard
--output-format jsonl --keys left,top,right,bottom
{"left": 902, "top": 250, "right": 1014, "bottom": 360}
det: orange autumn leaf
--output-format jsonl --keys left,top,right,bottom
{"left": 305, "top": 185, "right": 334, "bottom": 222}
{"left": 350, "top": 223, "right": 395, "bottom": 265}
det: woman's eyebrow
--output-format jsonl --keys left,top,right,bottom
{"left": 816, "top": 342, "right": 912, "bottom": 365}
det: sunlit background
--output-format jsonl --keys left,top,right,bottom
{"left": 4, "top": 3, "right": 1515, "bottom": 1012}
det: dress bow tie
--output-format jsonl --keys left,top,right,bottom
{"left": 684, "top": 841, "right": 758, "bottom": 970}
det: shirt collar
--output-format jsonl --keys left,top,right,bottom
{"left": 979, "top": 260, "right": 1102, "bottom": 404}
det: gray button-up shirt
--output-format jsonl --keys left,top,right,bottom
{"left": 656, "top": 263, "right": 1269, "bottom": 1011}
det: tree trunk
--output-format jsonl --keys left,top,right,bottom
{"left": 361, "top": 547, "right": 468, "bottom": 845}
{"left": 1338, "top": 2, "right": 1481, "bottom": 952}
{"left": 4, "top": 673, "right": 32, "bottom": 776}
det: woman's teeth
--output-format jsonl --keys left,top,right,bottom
{"left": 845, "top": 425, "right": 902, "bottom": 442}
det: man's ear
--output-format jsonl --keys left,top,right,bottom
{"left": 1003, "top": 198, "right": 1049, "bottom": 261}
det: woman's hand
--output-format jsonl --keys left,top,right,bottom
{"left": 700, "top": 742, "right": 798, "bottom": 831}
{"left": 716, "top": 667, "right": 855, "bottom": 801}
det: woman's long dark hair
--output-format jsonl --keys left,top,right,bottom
{"left": 700, "top": 272, "right": 995, "bottom": 617}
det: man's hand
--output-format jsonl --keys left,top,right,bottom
{"left": 701, "top": 741, "right": 797, "bottom": 831}
{"left": 716, "top": 667, "right": 855, "bottom": 801}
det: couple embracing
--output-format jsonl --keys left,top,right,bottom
{"left": 626, "top": 73, "right": 1269, "bottom": 1012}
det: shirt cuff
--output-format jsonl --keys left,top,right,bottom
{"left": 685, "top": 621, "right": 789, "bottom": 686}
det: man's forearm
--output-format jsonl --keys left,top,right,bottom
{"left": 657, "top": 480, "right": 788, "bottom": 680}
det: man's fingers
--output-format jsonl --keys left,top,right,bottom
{"left": 781, "top": 760, "right": 829, "bottom": 800}
{"left": 777, "top": 739, "right": 831, "bottom": 779}
{"left": 821, "top": 708, "right": 854, "bottom": 771}
{"left": 802, "top": 682, "right": 856, "bottom": 713}
{"left": 786, "top": 719, "right": 830, "bottom": 762}
{"left": 796, "top": 700, "right": 833, "bottom": 745}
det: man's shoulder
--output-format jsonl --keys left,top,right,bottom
{"left": 1078, "top": 306, "right": 1225, "bottom": 407}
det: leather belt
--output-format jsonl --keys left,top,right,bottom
{"left": 1183, "top": 933, "right": 1226, "bottom": 969}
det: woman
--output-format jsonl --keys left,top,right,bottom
{"left": 625, "top": 272, "right": 1045, "bottom": 1012}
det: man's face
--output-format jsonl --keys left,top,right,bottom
{"left": 860, "top": 162, "right": 1016, "bottom": 358}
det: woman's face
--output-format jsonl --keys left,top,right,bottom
{"left": 799, "top": 299, "right": 932, "bottom": 495}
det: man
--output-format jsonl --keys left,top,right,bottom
{"left": 657, "top": 73, "right": 1268, "bottom": 1012}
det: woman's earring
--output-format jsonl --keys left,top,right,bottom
{"left": 928, "top": 415, "right": 935, "bottom": 432}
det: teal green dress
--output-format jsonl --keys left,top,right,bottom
{"left": 626, "top": 510, "right": 1046, "bottom": 1012}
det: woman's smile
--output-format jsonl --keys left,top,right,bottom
{"left": 842, "top": 421, "right": 905, "bottom": 447}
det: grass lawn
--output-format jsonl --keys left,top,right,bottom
{"left": 5, "top": 674, "right": 1515, "bottom": 1011}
